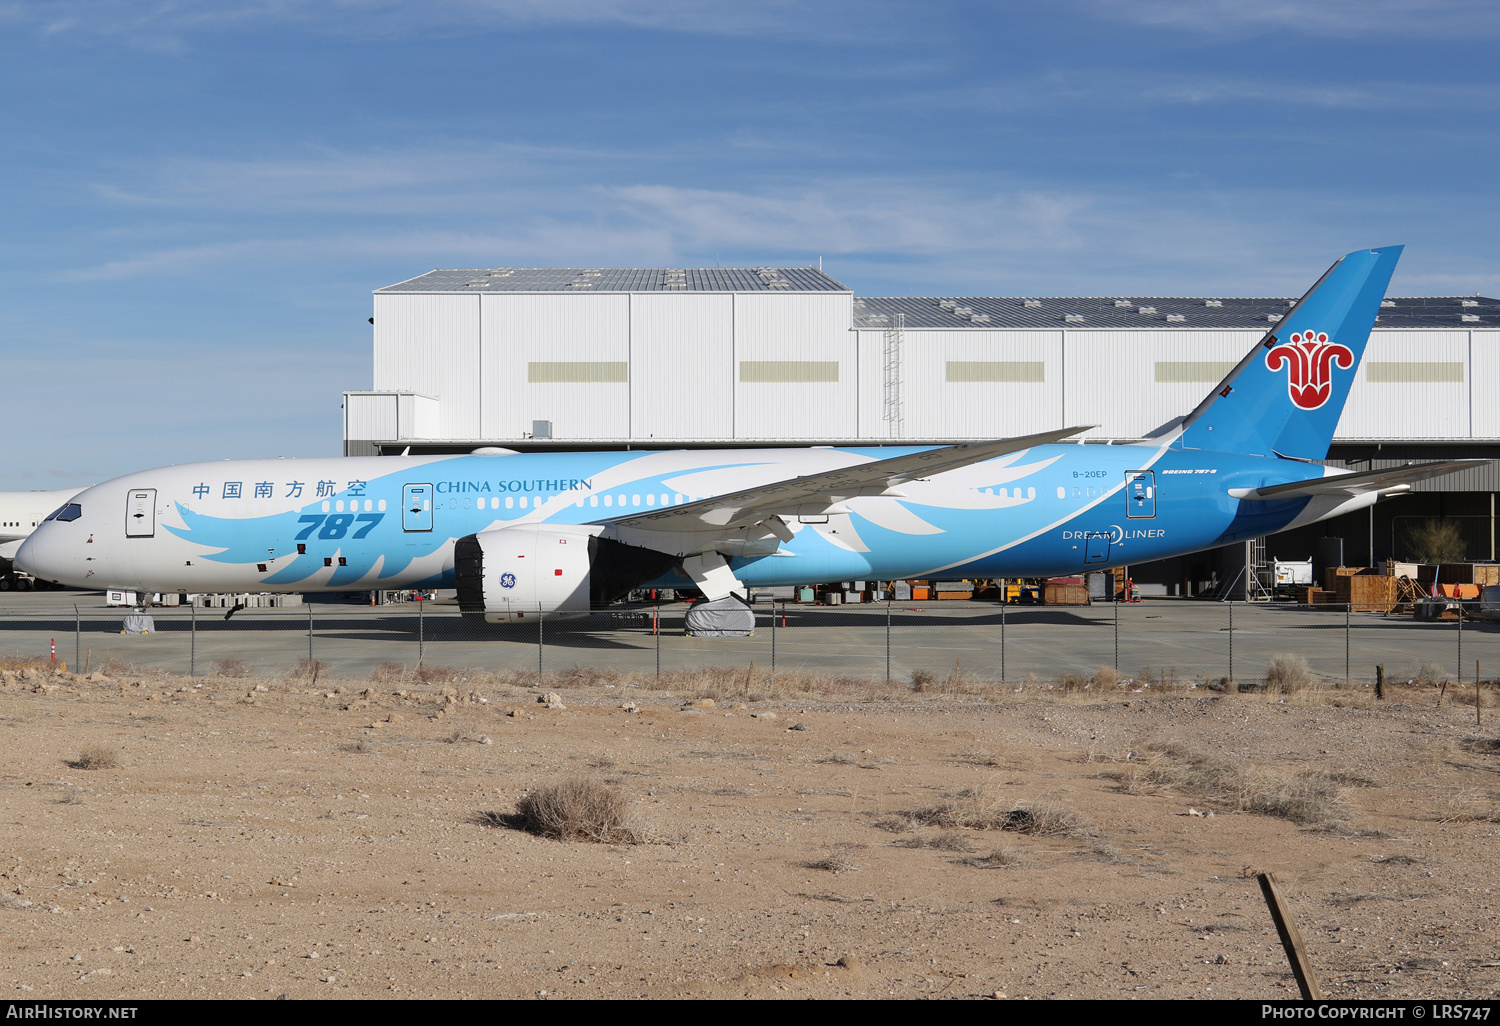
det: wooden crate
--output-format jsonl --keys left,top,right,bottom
{"left": 1324, "top": 566, "right": 1363, "bottom": 591}
{"left": 1333, "top": 573, "right": 1398, "bottom": 612}
{"left": 1043, "top": 583, "right": 1090, "bottom": 606}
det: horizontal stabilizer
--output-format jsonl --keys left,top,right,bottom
{"left": 601, "top": 426, "right": 1092, "bottom": 535}
{"left": 1229, "top": 460, "right": 1491, "bottom": 501}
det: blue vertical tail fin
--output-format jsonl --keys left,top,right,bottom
{"left": 1177, "top": 245, "right": 1402, "bottom": 460}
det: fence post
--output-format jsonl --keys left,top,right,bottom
{"left": 771, "top": 598, "right": 777, "bottom": 676}
{"left": 537, "top": 603, "right": 544, "bottom": 687}
{"left": 1000, "top": 598, "right": 1006, "bottom": 685}
{"left": 655, "top": 601, "right": 660, "bottom": 683}
{"left": 885, "top": 591, "right": 892, "bottom": 683}
{"left": 1457, "top": 600, "right": 1463, "bottom": 684}
{"left": 418, "top": 596, "right": 424, "bottom": 668}
{"left": 1113, "top": 592, "right": 1119, "bottom": 672}
{"left": 1228, "top": 599, "right": 1234, "bottom": 685}
{"left": 74, "top": 604, "right": 81, "bottom": 675}
{"left": 307, "top": 605, "right": 313, "bottom": 667}
{"left": 1375, "top": 664, "right": 1385, "bottom": 700}
{"left": 189, "top": 602, "right": 195, "bottom": 677}
{"left": 1345, "top": 601, "right": 1350, "bottom": 683}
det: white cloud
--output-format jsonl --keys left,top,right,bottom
{"left": 1089, "top": 0, "right": 1500, "bottom": 39}
{"left": 0, "top": 0, "right": 898, "bottom": 45}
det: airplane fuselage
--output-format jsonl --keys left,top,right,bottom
{"left": 17, "top": 442, "right": 1363, "bottom": 595}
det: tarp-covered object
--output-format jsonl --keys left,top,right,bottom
{"left": 122, "top": 613, "right": 155, "bottom": 635}
{"left": 684, "top": 594, "right": 755, "bottom": 637}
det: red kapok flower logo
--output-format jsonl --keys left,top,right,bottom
{"left": 1264, "top": 330, "right": 1354, "bottom": 411}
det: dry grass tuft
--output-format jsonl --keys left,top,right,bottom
{"left": 69, "top": 747, "right": 120, "bottom": 771}
{"left": 214, "top": 658, "right": 250, "bottom": 678}
{"left": 891, "top": 831, "right": 976, "bottom": 852}
{"left": 1091, "top": 666, "right": 1123, "bottom": 689}
{"left": 1107, "top": 743, "right": 1351, "bottom": 826}
{"left": 1440, "top": 789, "right": 1500, "bottom": 823}
{"left": 1262, "top": 654, "right": 1314, "bottom": 694}
{"left": 902, "top": 789, "right": 1086, "bottom": 837}
{"left": 509, "top": 777, "right": 642, "bottom": 843}
{"left": 970, "top": 846, "right": 1027, "bottom": 867}
{"left": 338, "top": 741, "right": 374, "bottom": 754}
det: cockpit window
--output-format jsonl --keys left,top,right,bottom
{"left": 45, "top": 503, "right": 82, "bottom": 522}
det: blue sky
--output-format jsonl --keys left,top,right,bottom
{"left": 2, "top": 0, "right": 1497, "bottom": 485}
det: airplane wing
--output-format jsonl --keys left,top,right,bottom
{"left": 598, "top": 426, "right": 1092, "bottom": 538}
{"left": 1230, "top": 460, "right": 1492, "bottom": 500}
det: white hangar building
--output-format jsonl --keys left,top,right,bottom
{"left": 346, "top": 266, "right": 1500, "bottom": 573}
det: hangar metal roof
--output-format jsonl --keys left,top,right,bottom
{"left": 378, "top": 267, "right": 851, "bottom": 293}
{"left": 853, "top": 295, "right": 1500, "bottom": 330}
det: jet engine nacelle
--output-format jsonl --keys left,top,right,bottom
{"left": 455, "top": 524, "right": 677, "bottom": 622}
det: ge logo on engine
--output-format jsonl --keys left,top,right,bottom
{"left": 500, "top": 572, "right": 517, "bottom": 589}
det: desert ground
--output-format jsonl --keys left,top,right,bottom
{"left": 2, "top": 659, "right": 1498, "bottom": 1001}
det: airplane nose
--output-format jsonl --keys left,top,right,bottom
{"left": 15, "top": 527, "right": 60, "bottom": 581}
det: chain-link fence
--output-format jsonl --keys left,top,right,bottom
{"left": 1, "top": 597, "right": 1496, "bottom": 691}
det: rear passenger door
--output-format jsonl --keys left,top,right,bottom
{"left": 402, "top": 484, "right": 433, "bottom": 532}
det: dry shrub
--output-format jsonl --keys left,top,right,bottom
{"left": 510, "top": 777, "right": 641, "bottom": 843}
{"left": 0, "top": 657, "right": 53, "bottom": 672}
{"left": 971, "top": 847, "right": 1026, "bottom": 868}
{"left": 904, "top": 789, "right": 1086, "bottom": 837}
{"left": 1414, "top": 662, "right": 1449, "bottom": 686}
{"left": 1262, "top": 654, "right": 1313, "bottom": 694}
{"left": 872, "top": 813, "right": 921, "bottom": 833}
{"left": 1108, "top": 743, "right": 1350, "bottom": 826}
{"left": 214, "top": 658, "right": 250, "bottom": 678}
{"left": 910, "top": 669, "right": 935, "bottom": 691}
{"left": 806, "top": 852, "right": 859, "bottom": 873}
{"left": 100, "top": 658, "right": 136, "bottom": 676}
{"left": 1137, "top": 666, "right": 1185, "bottom": 692}
{"left": 69, "top": 747, "right": 119, "bottom": 771}
{"left": 294, "top": 659, "right": 327, "bottom": 681}
{"left": 338, "top": 741, "right": 374, "bottom": 754}
{"left": 1053, "top": 668, "right": 1120, "bottom": 693}
{"left": 369, "top": 662, "right": 408, "bottom": 684}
